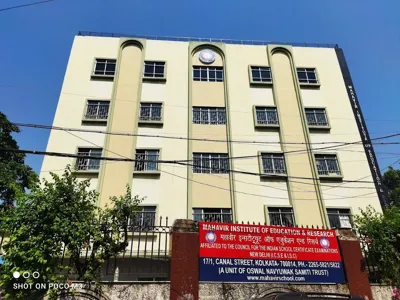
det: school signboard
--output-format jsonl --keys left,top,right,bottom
{"left": 199, "top": 222, "right": 346, "bottom": 283}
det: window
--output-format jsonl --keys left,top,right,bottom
{"left": 250, "top": 66, "right": 272, "bottom": 83}
{"left": 193, "top": 107, "right": 226, "bottom": 125}
{"left": 193, "top": 153, "right": 229, "bottom": 174}
{"left": 255, "top": 107, "right": 279, "bottom": 126}
{"left": 305, "top": 108, "right": 329, "bottom": 127}
{"left": 193, "top": 66, "right": 224, "bottom": 82}
{"left": 327, "top": 208, "right": 353, "bottom": 229}
{"left": 76, "top": 148, "right": 102, "bottom": 171}
{"left": 297, "top": 68, "right": 318, "bottom": 84}
{"left": 93, "top": 59, "right": 116, "bottom": 76}
{"left": 130, "top": 206, "right": 157, "bottom": 228}
{"left": 261, "top": 153, "right": 286, "bottom": 175}
{"left": 84, "top": 101, "right": 110, "bottom": 120}
{"left": 193, "top": 208, "right": 232, "bottom": 223}
{"left": 315, "top": 154, "right": 342, "bottom": 177}
{"left": 139, "top": 103, "right": 162, "bottom": 122}
{"left": 268, "top": 207, "right": 295, "bottom": 227}
{"left": 134, "top": 150, "right": 160, "bottom": 172}
{"left": 144, "top": 61, "right": 166, "bottom": 79}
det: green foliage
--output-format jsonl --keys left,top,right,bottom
{"left": 354, "top": 205, "right": 400, "bottom": 286}
{"left": 383, "top": 167, "right": 400, "bottom": 207}
{"left": 0, "top": 111, "right": 38, "bottom": 211}
{"left": 0, "top": 166, "right": 143, "bottom": 299}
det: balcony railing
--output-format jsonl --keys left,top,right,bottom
{"left": 306, "top": 111, "right": 328, "bottom": 126}
{"left": 76, "top": 151, "right": 101, "bottom": 171}
{"left": 256, "top": 109, "right": 279, "bottom": 125}
{"left": 269, "top": 212, "right": 295, "bottom": 227}
{"left": 193, "top": 213, "right": 233, "bottom": 223}
{"left": 84, "top": 102, "right": 109, "bottom": 120}
{"left": 262, "top": 156, "right": 286, "bottom": 174}
{"left": 316, "top": 157, "right": 342, "bottom": 176}
{"left": 134, "top": 153, "right": 159, "bottom": 171}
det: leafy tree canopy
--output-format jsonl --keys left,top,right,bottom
{"left": 0, "top": 112, "right": 37, "bottom": 211}
{"left": 355, "top": 167, "right": 400, "bottom": 287}
{"left": 383, "top": 166, "right": 400, "bottom": 207}
{"left": 0, "top": 167, "right": 143, "bottom": 300}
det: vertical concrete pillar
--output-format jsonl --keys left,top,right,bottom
{"left": 338, "top": 230, "right": 374, "bottom": 300}
{"left": 268, "top": 45, "right": 327, "bottom": 228}
{"left": 170, "top": 220, "right": 199, "bottom": 300}
{"left": 97, "top": 39, "right": 144, "bottom": 208}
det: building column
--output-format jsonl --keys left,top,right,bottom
{"left": 338, "top": 230, "right": 374, "bottom": 300}
{"left": 170, "top": 219, "right": 199, "bottom": 300}
{"left": 97, "top": 39, "right": 145, "bottom": 207}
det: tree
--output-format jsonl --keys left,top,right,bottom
{"left": 383, "top": 167, "right": 400, "bottom": 207}
{"left": 0, "top": 166, "right": 143, "bottom": 300}
{"left": 0, "top": 112, "right": 37, "bottom": 211}
{"left": 354, "top": 205, "right": 400, "bottom": 287}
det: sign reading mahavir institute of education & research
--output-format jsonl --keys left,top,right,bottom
{"left": 199, "top": 222, "right": 345, "bottom": 283}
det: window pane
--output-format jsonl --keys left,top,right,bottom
{"left": 209, "top": 110, "right": 218, "bottom": 124}
{"left": 210, "top": 157, "right": 220, "bottom": 173}
{"left": 193, "top": 109, "right": 200, "bottom": 124}
{"left": 154, "top": 66, "right": 164, "bottom": 77}
{"left": 193, "top": 69, "right": 200, "bottom": 79}
{"left": 297, "top": 71, "right": 307, "bottom": 80}
{"left": 193, "top": 155, "right": 202, "bottom": 173}
{"left": 146, "top": 151, "right": 158, "bottom": 171}
{"left": 216, "top": 70, "right": 223, "bottom": 81}
{"left": 201, "top": 69, "right": 207, "bottom": 80}
{"left": 252, "top": 69, "right": 260, "bottom": 81}
{"left": 95, "top": 63, "right": 105, "bottom": 74}
{"left": 260, "top": 70, "right": 271, "bottom": 81}
{"left": 217, "top": 110, "right": 226, "bottom": 124}
{"left": 201, "top": 156, "right": 210, "bottom": 173}
{"left": 307, "top": 71, "right": 316, "bottom": 80}
{"left": 140, "top": 105, "right": 151, "bottom": 120}
{"left": 106, "top": 63, "right": 115, "bottom": 72}
{"left": 144, "top": 64, "right": 154, "bottom": 76}
{"left": 200, "top": 109, "right": 209, "bottom": 124}
{"left": 209, "top": 69, "right": 216, "bottom": 81}
{"left": 256, "top": 110, "right": 267, "bottom": 123}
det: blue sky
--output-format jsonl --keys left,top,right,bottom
{"left": 1, "top": 0, "right": 399, "bottom": 173}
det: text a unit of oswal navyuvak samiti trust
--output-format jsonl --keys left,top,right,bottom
{"left": 199, "top": 222, "right": 345, "bottom": 283}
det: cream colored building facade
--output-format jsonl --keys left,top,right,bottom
{"left": 40, "top": 33, "right": 387, "bottom": 229}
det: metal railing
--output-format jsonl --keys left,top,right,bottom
{"left": 84, "top": 102, "right": 109, "bottom": 120}
{"left": 75, "top": 150, "right": 101, "bottom": 171}
{"left": 193, "top": 213, "right": 233, "bottom": 223}
{"left": 78, "top": 31, "right": 338, "bottom": 48}
{"left": 261, "top": 155, "right": 286, "bottom": 174}
{"left": 0, "top": 217, "right": 172, "bottom": 281}
{"left": 306, "top": 110, "right": 329, "bottom": 126}
{"left": 268, "top": 212, "right": 295, "bottom": 227}
{"left": 327, "top": 213, "right": 353, "bottom": 229}
{"left": 193, "top": 107, "right": 226, "bottom": 125}
{"left": 359, "top": 231, "right": 383, "bottom": 284}
{"left": 139, "top": 103, "right": 162, "bottom": 121}
{"left": 316, "top": 156, "right": 342, "bottom": 176}
{"left": 256, "top": 108, "right": 279, "bottom": 125}
{"left": 134, "top": 152, "right": 159, "bottom": 171}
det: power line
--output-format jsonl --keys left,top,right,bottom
{"left": 0, "top": 0, "right": 55, "bottom": 12}
{"left": 12, "top": 122, "right": 400, "bottom": 148}
{"left": 61, "top": 130, "right": 380, "bottom": 201}
{"left": 0, "top": 147, "right": 380, "bottom": 184}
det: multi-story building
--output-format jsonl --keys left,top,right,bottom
{"left": 40, "top": 31, "right": 387, "bottom": 229}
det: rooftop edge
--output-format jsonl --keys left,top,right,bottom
{"left": 78, "top": 31, "right": 339, "bottom": 49}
